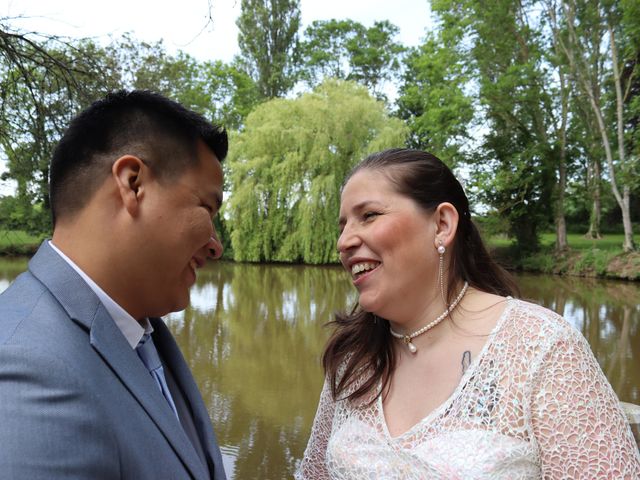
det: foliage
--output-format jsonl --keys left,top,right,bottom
{"left": 431, "top": 0, "right": 561, "bottom": 253}
{"left": 1, "top": 27, "right": 122, "bottom": 234}
{"left": 0, "top": 26, "right": 257, "bottom": 236}
{"left": 0, "top": 229, "right": 43, "bottom": 256}
{"left": 300, "top": 19, "right": 405, "bottom": 99}
{"left": 2, "top": 4, "right": 638, "bottom": 260}
{"left": 490, "top": 233, "right": 640, "bottom": 279}
{"left": 236, "top": 0, "right": 301, "bottom": 99}
{"left": 225, "top": 80, "right": 408, "bottom": 263}
{"left": 396, "top": 30, "right": 473, "bottom": 164}
{"left": 546, "top": 0, "right": 639, "bottom": 250}
{"left": 119, "top": 38, "right": 260, "bottom": 130}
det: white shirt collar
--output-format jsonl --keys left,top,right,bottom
{"left": 48, "top": 241, "right": 151, "bottom": 348}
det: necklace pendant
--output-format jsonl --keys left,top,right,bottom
{"left": 388, "top": 281, "right": 469, "bottom": 354}
{"left": 404, "top": 337, "right": 417, "bottom": 354}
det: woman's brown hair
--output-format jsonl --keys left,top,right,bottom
{"left": 323, "top": 148, "right": 520, "bottom": 403}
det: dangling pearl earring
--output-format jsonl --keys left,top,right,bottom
{"left": 437, "top": 241, "right": 446, "bottom": 305}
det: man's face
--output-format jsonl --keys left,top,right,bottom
{"left": 136, "top": 141, "right": 224, "bottom": 317}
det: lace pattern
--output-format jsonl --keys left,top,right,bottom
{"left": 296, "top": 299, "right": 640, "bottom": 479}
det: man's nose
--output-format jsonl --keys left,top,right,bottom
{"left": 207, "top": 233, "right": 224, "bottom": 260}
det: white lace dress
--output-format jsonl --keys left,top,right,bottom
{"left": 296, "top": 298, "right": 640, "bottom": 479}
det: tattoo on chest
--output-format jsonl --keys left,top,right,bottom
{"left": 461, "top": 350, "right": 472, "bottom": 375}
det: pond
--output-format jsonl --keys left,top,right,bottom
{"left": 1, "top": 258, "right": 639, "bottom": 479}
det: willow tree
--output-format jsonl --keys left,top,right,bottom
{"left": 225, "top": 80, "right": 407, "bottom": 264}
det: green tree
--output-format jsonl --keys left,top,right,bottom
{"left": 396, "top": 29, "right": 474, "bottom": 165}
{"left": 1, "top": 30, "right": 259, "bottom": 237}
{"left": 547, "top": 0, "right": 638, "bottom": 251}
{"left": 118, "top": 37, "right": 260, "bottom": 130}
{"left": 226, "top": 80, "right": 408, "bottom": 264}
{"left": 346, "top": 20, "right": 405, "bottom": 99}
{"left": 299, "top": 19, "right": 360, "bottom": 85}
{"left": 300, "top": 19, "right": 405, "bottom": 99}
{"left": 427, "top": 0, "right": 578, "bottom": 253}
{"left": 236, "top": 0, "right": 301, "bottom": 99}
{"left": 1, "top": 29, "right": 120, "bottom": 233}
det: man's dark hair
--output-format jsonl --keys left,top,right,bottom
{"left": 49, "top": 90, "right": 228, "bottom": 225}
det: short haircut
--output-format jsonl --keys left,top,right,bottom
{"left": 49, "top": 90, "right": 228, "bottom": 224}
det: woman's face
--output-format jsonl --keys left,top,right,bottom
{"left": 337, "top": 168, "right": 440, "bottom": 323}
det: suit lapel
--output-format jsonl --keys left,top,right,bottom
{"left": 152, "top": 319, "right": 226, "bottom": 479}
{"left": 28, "top": 242, "right": 209, "bottom": 480}
{"left": 90, "top": 314, "right": 209, "bottom": 480}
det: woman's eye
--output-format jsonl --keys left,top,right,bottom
{"left": 363, "top": 212, "right": 379, "bottom": 220}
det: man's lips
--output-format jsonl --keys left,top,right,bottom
{"left": 188, "top": 256, "right": 205, "bottom": 275}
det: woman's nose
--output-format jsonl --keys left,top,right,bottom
{"left": 337, "top": 224, "right": 360, "bottom": 253}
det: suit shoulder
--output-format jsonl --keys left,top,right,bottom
{"left": 0, "top": 271, "right": 50, "bottom": 345}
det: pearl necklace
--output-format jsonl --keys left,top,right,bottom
{"left": 389, "top": 282, "right": 469, "bottom": 354}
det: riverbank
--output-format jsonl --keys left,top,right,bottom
{"left": 0, "top": 230, "right": 43, "bottom": 257}
{"left": 492, "top": 247, "right": 640, "bottom": 281}
{"left": 490, "top": 233, "right": 640, "bottom": 281}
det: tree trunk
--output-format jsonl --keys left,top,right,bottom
{"left": 555, "top": 64, "right": 569, "bottom": 252}
{"left": 558, "top": 1, "right": 634, "bottom": 251}
{"left": 555, "top": 155, "right": 568, "bottom": 251}
{"left": 622, "top": 187, "right": 635, "bottom": 251}
{"left": 586, "top": 158, "right": 602, "bottom": 239}
{"left": 610, "top": 25, "right": 635, "bottom": 251}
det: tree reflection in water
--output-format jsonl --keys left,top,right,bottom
{"left": 516, "top": 273, "right": 640, "bottom": 405}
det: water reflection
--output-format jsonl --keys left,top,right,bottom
{"left": 165, "top": 262, "right": 353, "bottom": 479}
{"left": 0, "top": 260, "right": 638, "bottom": 479}
{"left": 516, "top": 273, "right": 640, "bottom": 404}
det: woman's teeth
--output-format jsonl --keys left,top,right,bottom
{"left": 351, "top": 262, "right": 379, "bottom": 276}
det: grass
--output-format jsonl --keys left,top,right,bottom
{"left": 488, "top": 232, "right": 640, "bottom": 280}
{"left": 0, "top": 230, "right": 44, "bottom": 256}
{"left": 539, "top": 233, "right": 631, "bottom": 251}
{"left": 489, "top": 233, "right": 633, "bottom": 252}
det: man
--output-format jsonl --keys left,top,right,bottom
{"left": 0, "top": 90, "right": 228, "bottom": 479}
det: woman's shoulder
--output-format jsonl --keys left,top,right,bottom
{"left": 496, "top": 297, "right": 586, "bottom": 353}
{"left": 505, "top": 297, "right": 575, "bottom": 333}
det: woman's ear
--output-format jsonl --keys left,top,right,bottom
{"left": 433, "top": 202, "right": 459, "bottom": 249}
{"left": 112, "top": 155, "right": 145, "bottom": 216}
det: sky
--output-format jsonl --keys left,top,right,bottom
{"left": 3, "top": 0, "right": 432, "bottom": 63}
{"left": 1, "top": 0, "right": 433, "bottom": 195}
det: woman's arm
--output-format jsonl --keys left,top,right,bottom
{"left": 296, "top": 378, "right": 336, "bottom": 480}
{"left": 530, "top": 325, "right": 640, "bottom": 479}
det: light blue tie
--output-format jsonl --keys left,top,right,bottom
{"left": 136, "top": 333, "right": 180, "bottom": 421}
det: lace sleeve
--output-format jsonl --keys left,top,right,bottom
{"left": 296, "top": 377, "right": 336, "bottom": 479}
{"left": 530, "top": 324, "right": 640, "bottom": 478}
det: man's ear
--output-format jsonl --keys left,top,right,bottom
{"left": 433, "top": 202, "right": 459, "bottom": 249}
{"left": 112, "top": 155, "right": 145, "bottom": 216}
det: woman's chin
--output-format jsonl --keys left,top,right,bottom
{"left": 358, "top": 298, "right": 382, "bottom": 317}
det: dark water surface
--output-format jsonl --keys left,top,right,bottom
{"left": 1, "top": 259, "right": 638, "bottom": 479}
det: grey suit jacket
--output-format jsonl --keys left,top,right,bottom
{"left": 0, "top": 242, "right": 227, "bottom": 479}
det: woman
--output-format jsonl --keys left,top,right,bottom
{"left": 297, "top": 149, "right": 640, "bottom": 479}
